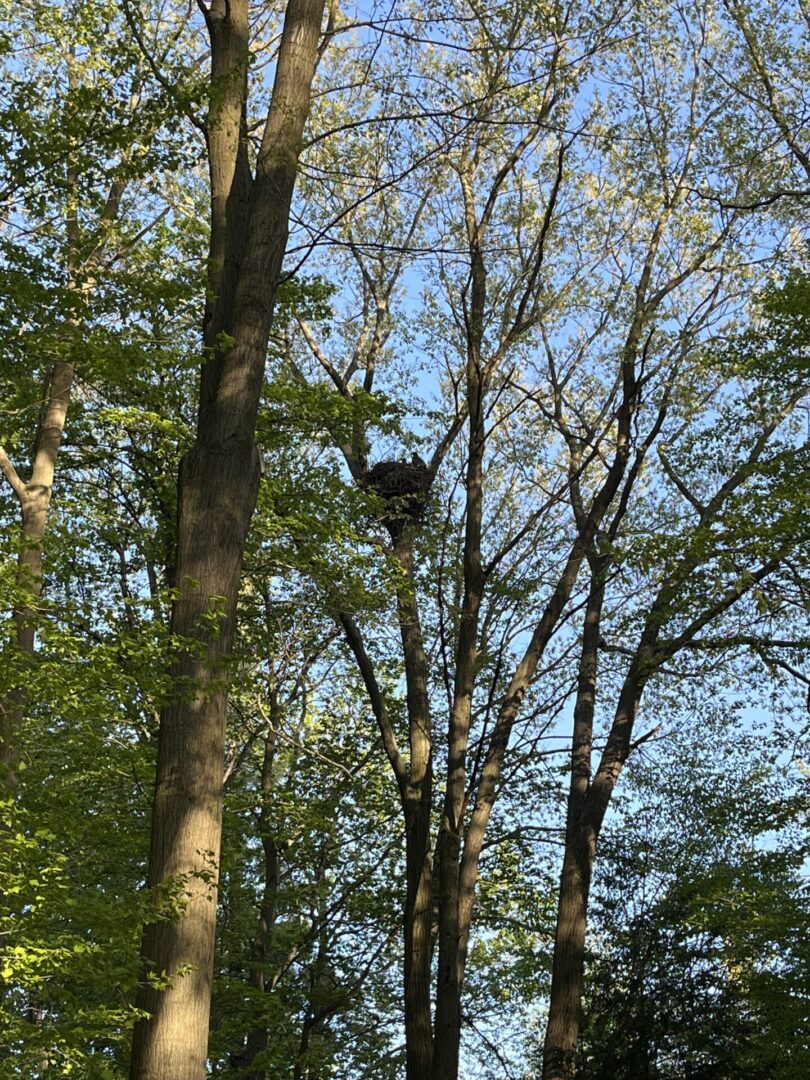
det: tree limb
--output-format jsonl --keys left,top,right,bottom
{"left": 337, "top": 610, "right": 408, "bottom": 793}
{"left": 0, "top": 448, "right": 26, "bottom": 502}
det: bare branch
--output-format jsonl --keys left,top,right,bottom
{"left": 658, "top": 446, "right": 706, "bottom": 516}
{"left": 122, "top": 0, "right": 206, "bottom": 133}
{"left": 337, "top": 611, "right": 408, "bottom": 793}
{"left": 677, "top": 635, "right": 810, "bottom": 652}
{"left": 429, "top": 404, "right": 469, "bottom": 476}
{"left": 297, "top": 316, "right": 348, "bottom": 394}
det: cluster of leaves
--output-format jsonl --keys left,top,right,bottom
{"left": 577, "top": 732, "right": 810, "bottom": 1080}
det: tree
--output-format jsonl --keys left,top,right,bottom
{"left": 274, "top": 2, "right": 809, "bottom": 1076}
{"left": 0, "top": 3, "right": 202, "bottom": 1069}
{"left": 0, "top": 2, "right": 807, "bottom": 1076}
{"left": 576, "top": 728, "right": 810, "bottom": 1080}
{"left": 128, "top": 2, "right": 328, "bottom": 1077}
{"left": 542, "top": 268, "right": 809, "bottom": 1078}
{"left": 0, "top": 0, "right": 192, "bottom": 790}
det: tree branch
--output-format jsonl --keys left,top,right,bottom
{"left": 658, "top": 446, "right": 706, "bottom": 516}
{"left": 0, "top": 447, "right": 26, "bottom": 502}
{"left": 337, "top": 610, "right": 408, "bottom": 793}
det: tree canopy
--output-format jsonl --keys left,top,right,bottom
{"left": 0, "top": 2, "right": 808, "bottom": 1079}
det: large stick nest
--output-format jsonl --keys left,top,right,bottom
{"left": 361, "top": 457, "right": 432, "bottom": 531}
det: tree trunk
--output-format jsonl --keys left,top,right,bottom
{"left": 542, "top": 834, "right": 594, "bottom": 1080}
{"left": 130, "top": 441, "right": 260, "bottom": 1080}
{"left": 542, "top": 562, "right": 604, "bottom": 1080}
{"left": 393, "top": 532, "right": 434, "bottom": 1080}
{"left": 404, "top": 798, "right": 434, "bottom": 1080}
{"left": 0, "top": 360, "right": 74, "bottom": 789}
{"left": 432, "top": 389, "right": 484, "bottom": 1080}
{"left": 541, "top": 556, "right": 657, "bottom": 1080}
{"left": 431, "top": 197, "right": 488, "bottom": 1080}
{"left": 129, "top": 2, "right": 325, "bottom": 1077}
{"left": 431, "top": 818, "right": 462, "bottom": 1080}
{"left": 244, "top": 724, "right": 280, "bottom": 1078}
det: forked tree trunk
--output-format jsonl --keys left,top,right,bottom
{"left": 0, "top": 360, "right": 74, "bottom": 789}
{"left": 541, "top": 680, "right": 649, "bottom": 1079}
{"left": 542, "top": 559, "right": 652, "bottom": 1080}
{"left": 129, "top": 2, "right": 325, "bottom": 1077}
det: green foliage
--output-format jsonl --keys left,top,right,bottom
{"left": 576, "top": 735, "right": 810, "bottom": 1080}
{"left": 0, "top": 800, "right": 147, "bottom": 1077}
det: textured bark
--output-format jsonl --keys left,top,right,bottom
{"left": 542, "top": 839, "right": 592, "bottom": 1080}
{"left": 200, "top": 0, "right": 252, "bottom": 405}
{"left": 129, "top": 441, "right": 261, "bottom": 1080}
{"left": 129, "top": 2, "right": 326, "bottom": 1077}
{"left": 404, "top": 796, "right": 434, "bottom": 1080}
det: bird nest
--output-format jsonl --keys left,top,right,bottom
{"left": 361, "top": 458, "right": 432, "bottom": 531}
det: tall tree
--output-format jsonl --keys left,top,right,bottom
{"left": 0, "top": 5, "right": 202, "bottom": 1066}
{"left": 1, "top": 2, "right": 807, "bottom": 1076}
{"left": 129, "top": 2, "right": 328, "bottom": 1077}
{"left": 541, "top": 272, "right": 809, "bottom": 1079}
{"left": 277, "top": 2, "right": 809, "bottom": 1076}
{"left": 0, "top": 0, "right": 188, "bottom": 789}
